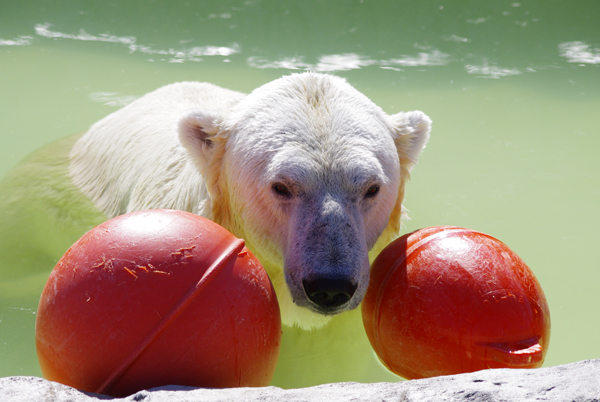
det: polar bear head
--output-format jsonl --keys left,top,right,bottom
{"left": 179, "top": 73, "right": 430, "bottom": 329}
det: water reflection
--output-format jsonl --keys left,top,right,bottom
{"left": 249, "top": 49, "right": 451, "bottom": 72}
{"left": 0, "top": 36, "right": 33, "bottom": 46}
{"left": 34, "top": 23, "right": 241, "bottom": 63}
{"left": 35, "top": 22, "right": 136, "bottom": 45}
{"left": 3, "top": 20, "right": 599, "bottom": 76}
{"left": 4, "top": 24, "right": 453, "bottom": 72}
{"left": 559, "top": 41, "right": 600, "bottom": 64}
{"left": 385, "top": 49, "right": 450, "bottom": 67}
{"left": 464, "top": 62, "right": 522, "bottom": 79}
{"left": 88, "top": 92, "right": 138, "bottom": 107}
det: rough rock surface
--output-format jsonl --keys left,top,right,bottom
{"left": 2, "top": 360, "right": 599, "bottom": 402}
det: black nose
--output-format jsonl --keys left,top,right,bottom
{"left": 302, "top": 278, "right": 358, "bottom": 310}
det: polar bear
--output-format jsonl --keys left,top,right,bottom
{"left": 0, "top": 72, "right": 430, "bottom": 387}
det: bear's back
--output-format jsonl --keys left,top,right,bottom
{"left": 69, "top": 82, "right": 246, "bottom": 218}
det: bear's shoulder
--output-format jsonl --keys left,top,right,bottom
{"left": 70, "top": 81, "right": 246, "bottom": 218}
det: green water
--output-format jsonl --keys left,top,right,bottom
{"left": 1, "top": 0, "right": 599, "bottom": 380}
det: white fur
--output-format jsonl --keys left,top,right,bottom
{"left": 70, "top": 73, "right": 431, "bottom": 384}
{"left": 70, "top": 82, "right": 246, "bottom": 219}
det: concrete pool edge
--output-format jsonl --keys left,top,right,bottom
{"left": 1, "top": 359, "right": 599, "bottom": 401}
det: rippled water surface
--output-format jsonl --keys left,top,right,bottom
{"left": 1, "top": 0, "right": 599, "bottom": 378}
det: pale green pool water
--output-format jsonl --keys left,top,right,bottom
{"left": 1, "top": 0, "right": 599, "bottom": 379}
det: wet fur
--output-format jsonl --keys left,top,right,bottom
{"left": 71, "top": 73, "right": 431, "bottom": 330}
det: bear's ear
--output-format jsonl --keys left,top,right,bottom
{"left": 389, "top": 110, "right": 431, "bottom": 170}
{"left": 178, "top": 111, "right": 222, "bottom": 167}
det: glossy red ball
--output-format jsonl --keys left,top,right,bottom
{"left": 36, "top": 209, "right": 281, "bottom": 397}
{"left": 362, "top": 226, "right": 550, "bottom": 379}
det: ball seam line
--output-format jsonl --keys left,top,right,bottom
{"left": 96, "top": 237, "right": 247, "bottom": 395}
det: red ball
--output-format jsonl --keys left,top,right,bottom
{"left": 362, "top": 226, "right": 550, "bottom": 380}
{"left": 36, "top": 210, "right": 281, "bottom": 397}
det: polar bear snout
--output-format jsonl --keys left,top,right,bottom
{"left": 282, "top": 193, "right": 371, "bottom": 316}
{"left": 302, "top": 278, "right": 358, "bottom": 311}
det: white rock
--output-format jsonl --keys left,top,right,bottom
{"left": 1, "top": 360, "right": 599, "bottom": 402}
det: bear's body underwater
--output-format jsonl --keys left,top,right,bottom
{"left": 0, "top": 72, "right": 431, "bottom": 387}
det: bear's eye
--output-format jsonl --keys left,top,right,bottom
{"left": 272, "top": 183, "right": 292, "bottom": 198}
{"left": 365, "top": 184, "right": 380, "bottom": 198}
